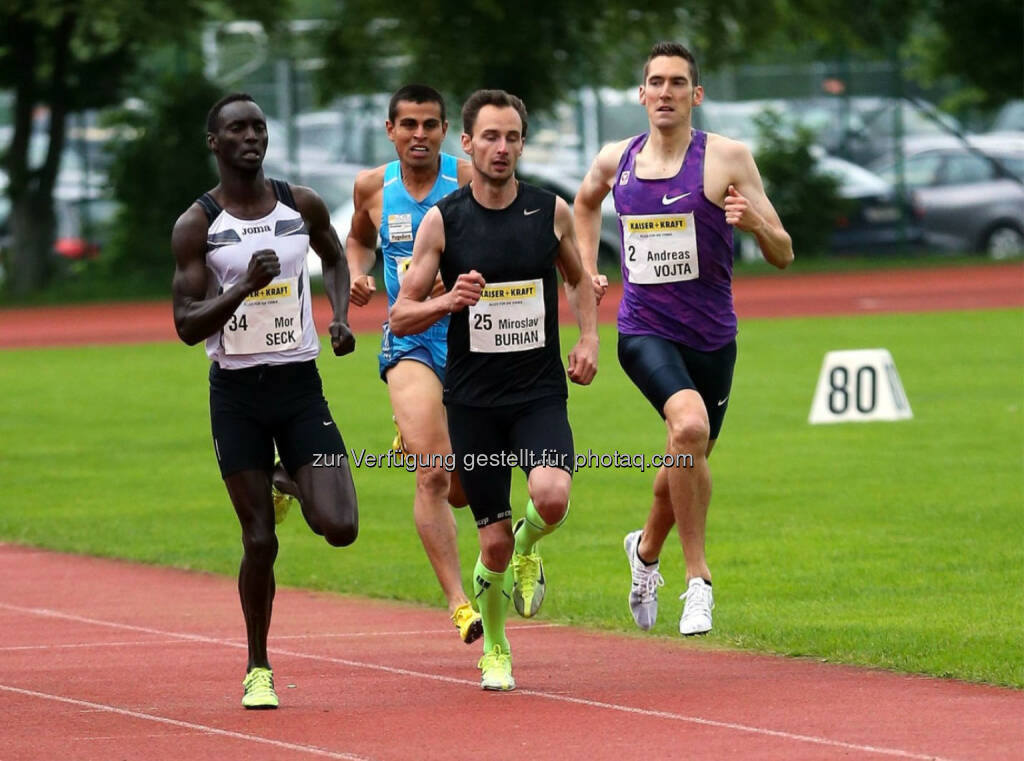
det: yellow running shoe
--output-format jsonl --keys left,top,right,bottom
{"left": 390, "top": 415, "right": 404, "bottom": 454}
{"left": 271, "top": 486, "right": 293, "bottom": 525}
{"left": 477, "top": 645, "right": 515, "bottom": 691}
{"left": 241, "top": 667, "right": 279, "bottom": 709}
{"left": 511, "top": 520, "right": 546, "bottom": 618}
{"left": 451, "top": 602, "right": 483, "bottom": 645}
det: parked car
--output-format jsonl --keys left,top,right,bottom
{"left": 816, "top": 152, "right": 921, "bottom": 255}
{"left": 792, "top": 96, "right": 963, "bottom": 167}
{"left": 53, "top": 197, "right": 118, "bottom": 261}
{"left": 695, "top": 101, "right": 921, "bottom": 256}
{"left": 869, "top": 134, "right": 1024, "bottom": 258}
{"left": 989, "top": 99, "right": 1024, "bottom": 135}
{"left": 694, "top": 96, "right": 963, "bottom": 167}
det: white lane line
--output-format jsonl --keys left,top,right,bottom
{"left": 0, "top": 684, "right": 376, "bottom": 761}
{"left": 0, "top": 608, "right": 558, "bottom": 651}
{"left": 0, "top": 640, "right": 196, "bottom": 652}
{"left": 0, "top": 603, "right": 966, "bottom": 761}
{"left": 270, "top": 623, "right": 560, "bottom": 640}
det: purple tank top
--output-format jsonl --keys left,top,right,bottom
{"left": 612, "top": 130, "right": 736, "bottom": 351}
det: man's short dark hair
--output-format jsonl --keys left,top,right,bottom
{"left": 643, "top": 42, "right": 699, "bottom": 87}
{"left": 461, "top": 89, "right": 529, "bottom": 138}
{"left": 389, "top": 84, "right": 447, "bottom": 123}
{"left": 207, "top": 93, "right": 257, "bottom": 133}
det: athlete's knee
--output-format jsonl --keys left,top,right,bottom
{"left": 415, "top": 463, "right": 450, "bottom": 499}
{"left": 242, "top": 528, "right": 278, "bottom": 566}
{"left": 479, "top": 526, "right": 514, "bottom": 569}
{"left": 529, "top": 475, "right": 570, "bottom": 523}
{"left": 667, "top": 413, "right": 709, "bottom": 453}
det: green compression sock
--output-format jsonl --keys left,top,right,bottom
{"left": 514, "top": 499, "right": 569, "bottom": 554}
{"left": 473, "top": 556, "right": 510, "bottom": 654}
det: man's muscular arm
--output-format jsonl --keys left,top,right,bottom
{"left": 171, "top": 205, "right": 279, "bottom": 346}
{"left": 346, "top": 167, "right": 386, "bottom": 306}
{"left": 295, "top": 184, "right": 355, "bottom": 355}
{"left": 574, "top": 140, "right": 629, "bottom": 304}
{"left": 554, "top": 197, "right": 598, "bottom": 386}
{"left": 390, "top": 206, "right": 484, "bottom": 336}
{"left": 716, "top": 138, "right": 794, "bottom": 269}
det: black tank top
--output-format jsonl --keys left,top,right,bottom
{"left": 437, "top": 182, "right": 566, "bottom": 407}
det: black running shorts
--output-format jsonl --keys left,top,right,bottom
{"left": 617, "top": 334, "right": 737, "bottom": 440}
{"left": 446, "top": 396, "right": 574, "bottom": 528}
{"left": 209, "top": 360, "right": 346, "bottom": 478}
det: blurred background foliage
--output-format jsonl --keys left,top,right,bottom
{"left": 0, "top": 0, "right": 1021, "bottom": 299}
{"left": 751, "top": 111, "right": 848, "bottom": 258}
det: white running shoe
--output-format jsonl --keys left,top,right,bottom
{"left": 624, "top": 530, "right": 664, "bottom": 631}
{"left": 679, "top": 577, "right": 714, "bottom": 636}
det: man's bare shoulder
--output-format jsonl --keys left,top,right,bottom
{"left": 705, "top": 131, "right": 754, "bottom": 161}
{"left": 172, "top": 202, "right": 209, "bottom": 241}
{"left": 286, "top": 183, "right": 330, "bottom": 218}
{"left": 354, "top": 165, "right": 388, "bottom": 195}
{"left": 598, "top": 137, "right": 635, "bottom": 163}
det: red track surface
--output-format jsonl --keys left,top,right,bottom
{"left": 2, "top": 264, "right": 1022, "bottom": 760}
{"left": 2, "top": 544, "right": 1021, "bottom": 761}
{"left": 1, "top": 263, "right": 1021, "bottom": 348}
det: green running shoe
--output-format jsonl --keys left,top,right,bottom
{"left": 241, "top": 666, "right": 279, "bottom": 709}
{"left": 477, "top": 645, "right": 515, "bottom": 691}
{"left": 511, "top": 519, "right": 546, "bottom": 618}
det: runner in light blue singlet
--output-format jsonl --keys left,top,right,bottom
{"left": 378, "top": 152, "right": 460, "bottom": 380}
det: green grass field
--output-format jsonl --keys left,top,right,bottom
{"left": 1, "top": 308, "right": 1021, "bottom": 687}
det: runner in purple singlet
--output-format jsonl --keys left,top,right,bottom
{"left": 574, "top": 42, "right": 793, "bottom": 636}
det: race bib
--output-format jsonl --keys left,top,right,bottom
{"left": 469, "top": 278, "right": 545, "bottom": 353}
{"left": 223, "top": 276, "right": 303, "bottom": 355}
{"left": 621, "top": 213, "right": 698, "bottom": 284}
{"left": 388, "top": 213, "right": 413, "bottom": 243}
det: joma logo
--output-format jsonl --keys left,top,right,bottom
{"left": 242, "top": 224, "right": 271, "bottom": 235}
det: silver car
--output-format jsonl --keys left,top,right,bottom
{"left": 870, "top": 134, "right": 1024, "bottom": 258}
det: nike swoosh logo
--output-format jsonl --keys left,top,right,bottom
{"left": 523, "top": 208, "right": 540, "bottom": 216}
{"left": 662, "top": 192, "right": 691, "bottom": 205}
{"left": 322, "top": 420, "right": 334, "bottom": 427}
{"left": 717, "top": 397, "right": 729, "bottom": 407}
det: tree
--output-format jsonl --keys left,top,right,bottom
{"left": 0, "top": 2, "right": 281, "bottom": 296}
{"left": 314, "top": 1, "right": 778, "bottom": 115}
{"left": 913, "top": 0, "right": 1023, "bottom": 110}
{"left": 760, "top": 0, "right": 1021, "bottom": 110}
{"left": 752, "top": 109, "right": 847, "bottom": 257}
{"left": 102, "top": 63, "right": 222, "bottom": 286}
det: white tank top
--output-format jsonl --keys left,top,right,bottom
{"left": 200, "top": 183, "right": 319, "bottom": 369}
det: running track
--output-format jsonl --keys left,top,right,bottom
{"left": 1, "top": 263, "right": 1022, "bottom": 760}
{"left": 0, "top": 263, "right": 1021, "bottom": 348}
{"left": 2, "top": 545, "right": 1021, "bottom": 761}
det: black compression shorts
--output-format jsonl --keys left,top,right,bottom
{"left": 209, "top": 360, "right": 346, "bottom": 478}
{"left": 446, "top": 396, "right": 574, "bottom": 528}
{"left": 617, "top": 334, "right": 737, "bottom": 440}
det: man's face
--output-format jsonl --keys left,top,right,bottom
{"left": 387, "top": 100, "right": 447, "bottom": 169}
{"left": 462, "top": 105, "right": 524, "bottom": 183}
{"left": 639, "top": 56, "right": 703, "bottom": 129}
{"left": 208, "top": 100, "right": 268, "bottom": 171}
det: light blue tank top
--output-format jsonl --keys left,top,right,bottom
{"left": 381, "top": 153, "right": 460, "bottom": 311}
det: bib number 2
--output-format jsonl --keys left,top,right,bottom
{"left": 622, "top": 212, "right": 698, "bottom": 284}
